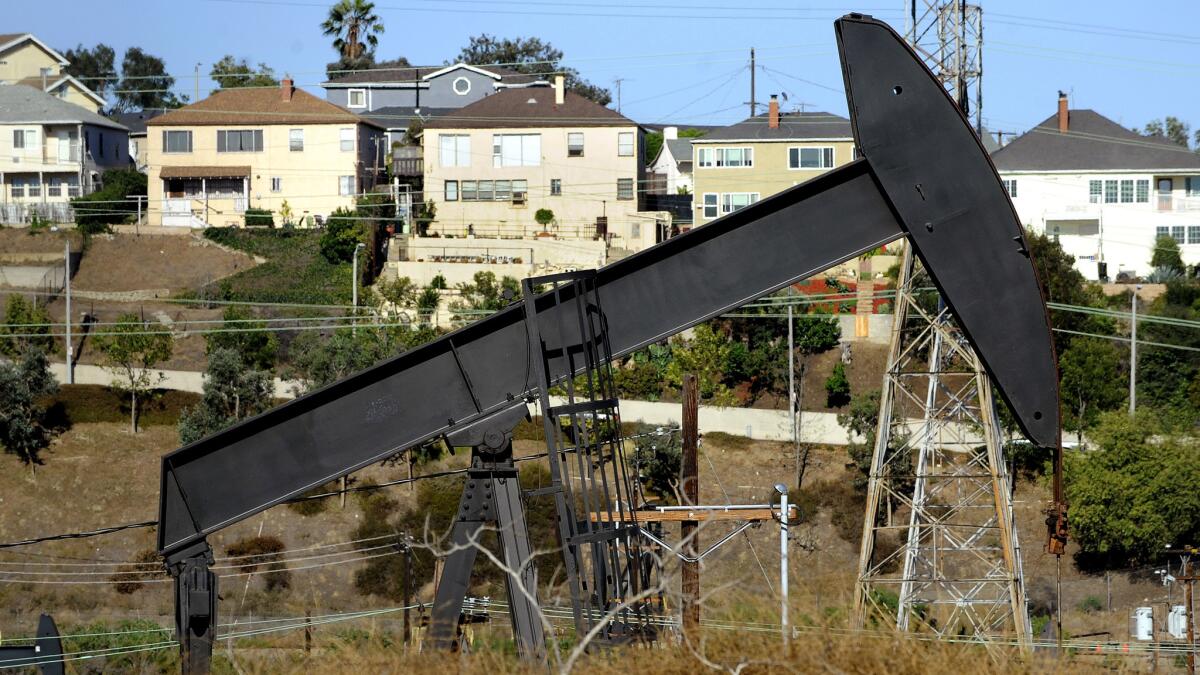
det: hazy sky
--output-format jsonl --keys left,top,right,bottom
{"left": 9, "top": 1, "right": 1200, "bottom": 137}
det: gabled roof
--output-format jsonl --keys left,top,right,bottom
{"left": 324, "top": 62, "right": 544, "bottom": 87}
{"left": 0, "top": 83, "right": 125, "bottom": 130}
{"left": 0, "top": 33, "right": 68, "bottom": 66}
{"left": 109, "top": 110, "right": 166, "bottom": 135}
{"left": 424, "top": 88, "right": 633, "bottom": 129}
{"left": 17, "top": 74, "right": 107, "bottom": 107}
{"left": 665, "top": 138, "right": 694, "bottom": 163}
{"left": 992, "top": 109, "right": 1200, "bottom": 172}
{"left": 148, "top": 86, "right": 384, "bottom": 128}
{"left": 694, "top": 111, "right": 852, "bottom": 142}
{"left": 365, "top": 106, "right": 456, "bottom": 130}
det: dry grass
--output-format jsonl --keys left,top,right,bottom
{"left": 69, "top": 233, "right": 255, "bottom": 292}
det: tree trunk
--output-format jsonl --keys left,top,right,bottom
{"left": 131, "top": 389, "right": 138, "bottom": 434}
{"left": 795, "top": 360, "right": 810, "bottom": 492}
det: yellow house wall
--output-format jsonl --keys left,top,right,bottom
{"left": 147, "top": 123, "right": 379, "bottom": 226}
{"left": 423, "top": 126, "right": 650, "bottom": 249}
{"left": 56, "top": 81, "right": 103, "bottom": 112}
{"left": 0, "top": 41, "right": 61, "bottom": 83}
{"left": 691, "top": 139, "right": 856, "bottom": 225}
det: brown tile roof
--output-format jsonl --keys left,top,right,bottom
{"left": 160, "top": 165, "right": 251, "bottom": 179}
{"left": 148, "top": 86, "right": 384, "bottom": 129}
{"left": 425, "top": 88, "right": 632, "bottom": 129}
{"left": 0, "top": 33, "right": 28, "bottom": 46}
{"left": 326, "top": 63, "right": 542, "bottom": 86}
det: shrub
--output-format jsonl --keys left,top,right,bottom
{"left": 109, "top": 549, "right": 163, "bottom": 594}
{"left": 319, "top": 207, "right": 363, "bottom": 263}
{"left": 429, "top": 274, "right": 448, "bottom": 290}
{"left": 287, "top": 481, "right": 341, "bottom": 516}
{"left": 535, "top": 208, "right": 555, "bottom": 226}
{"left": 825, "top": 362, "right": 851, "bottom": 407}
{"left": 1077, "top": 595, "right": 1104, "bottom": 613}
{"left": 71, "top": 168, "right": 147, "bottom": 233}
{"left": 225, "top": 535, "right": 290, "bottom": 591}
{"left": 631, "top": 423, "right": 682, "bottom": 503}
{"left": 244, "top": 207, "right": 274, "bottom": 227}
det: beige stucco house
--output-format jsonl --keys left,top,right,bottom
{"left": 0, "top": 33, "right": 106, "bottom": 112}
{"left": 691, "top": 96, "right": 854, "bottom": 226}
{"left": 146, "top": 79, "right": 387, "bottom": 227}
{"left": 422, "top": 78, "right": 659, "bottom": 252}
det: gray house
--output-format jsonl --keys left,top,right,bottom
{"left": 323, "top": 62, "right": 548, "bottom": 145}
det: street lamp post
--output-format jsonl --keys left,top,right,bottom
{"left": 1130, "top": 284, "right": 1140, "bottom": 414}
{"left": 775, "top": 482, "right": 789, "bottom": 647}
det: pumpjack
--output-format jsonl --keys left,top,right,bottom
{"left": 155, "top": 14, "right": 1063, "bottom": 673}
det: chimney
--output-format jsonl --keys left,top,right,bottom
{"left": 554, "top": 75, "right": 565, "bottom": 105}
{"left": 663, "top": 126, "right": 678, "bottom": 140}
{"left": 768, "top": 94, "right": 779, "bottom": 129}
{"left": 1057, "top": 90, "right": 1068, "bottom": 133}
{"left": 281, "top": 77, "right": 294, "bottom": 102}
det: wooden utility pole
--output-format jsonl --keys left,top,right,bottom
{"left": 681, "top": 374, "right": 700, "bottom": 639}
{"left": 401, "top": 534, "right": 413, "bottom": 647}
{"left": 1187, "top": 557, "right": 1196, "bottom": 675}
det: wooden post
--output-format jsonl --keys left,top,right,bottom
{"left": 304, "top": 609, "right": 312, "bottom": 655}
{"left": 681, "top": 374, "right": 700, "bottom": 640}
{"left": 402, "top": 534, "right": 412, "bottom": 647}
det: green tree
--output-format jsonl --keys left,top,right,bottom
{"left": 450, "top": 271, "right": 520, "bottom": 322}
{"left": 178, "top": 348, "right": 274, "bottom": 444}
{"left": 1058, "top": 336, "right": 1126, "bottom": 445}
{"left": 322, "top": 0, "right": 384, "bottom": 63}
{"left": 1135, "top": 280, "right": 1200, "bottom": 420}
{"left": 631, "top": 423, "right": 682, "bottom": 504}
{"left": 825, "top": 361, "right": 851, "bottom": 408}
{"left": 1143, "top": 116, "right": 1192, "bottom": 149}
{"left": 416, "top": 287, "right": 440, "bottom": 323}
{"left": 1025, "top": 229, "right": 1113, "bottom": 354}
{"left": 61, "top": 43, "right": 117, "bottom": 101}
{"left": 71, "top": 168, "right": 148, "bottom": 233}
{"left": 93, "top": 313, "right": 173, "bottom": 433}
{"left": 1, "top": 295, "right": 54, "bottom": 358}
{"left": 284, "top": 325, "right": 407, "bottom": 393}
{"left": 0, "top": 348, "right": 58, "bottom": 465}
{"left": 114, "top": 47, "right": 184, "bottom": 111}
{"left": 455, "top": 34, "right": 611, "bottom": 105}
{"left": 377, "top": 275, "right": 417, "bottom": 308}
{"left": 204, "top": 305, "right": 278, "bottom": 371}
{"left": 1150, "top": 234, "right": 1186, "bottom": 274}
{"left": 666, "top": 323, "right": 736, "bottom": 405}
{"left": 319, "top": 207, "right": 364, "bottom": 263}
{"left": 209, "top": 55, "right": 279, "bottom": 90}
{"left": 1066, "top": 410, "right": 1200, "bottom": 568}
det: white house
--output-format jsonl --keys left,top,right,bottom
{"left": 646, "top": 126, "right": 693, "bottom": 195}
{"left": 993, "top": 93, "right": 1200, "bottom": 280}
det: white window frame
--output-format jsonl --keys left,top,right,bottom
{"left": 1189, "top": 225, "right": 1200, "bottom": 245}
{"left": 1001, "top": 179, "right": 1017, "bottom": 199}
{"left": 339, "top": 175, "right": 355, "bottom": 197}
{"left": 788, "top": 146, "right": 834, "bottom": 170}
{"left": 1137, "top": 179, "right": 1150, "bottom": 203}
{"left": 720, "top": 192, "right": 759, "bottom": 214}
{"left": 271, "top": 177, "right": 282, "bottom": 193}
{"left": 701, "top": 193, "right": 718, "bottom": 219}
{"left": 340, "top": 128, "right": 355, "bottom": 153}
{"left": 492, "top": 133, "right": 541, "bottom": 167}
{"left": 616, "top": 178, "right": 634, "bottom": 201}
{"left": 452, "top": 76, "right": 471, "bottom": 95}
{"left": 567, "top": 132, "right": 584, "bottom": 157}
{"left": 445, "top": 180, "right": 459, "bottom": 201}
{"left": 162, "top": 130, "right": 193, "bottom": 153}
{"left": 347, "top": 88, "right": 367, "bottom": 108}
{"left": 617, "top": 132, "right": 634, "bottom": 157}
{"left": 698, "top": 146, "right": 754, "bottom": 168}
{"left": 550, "top": 178, "right": 561, "bottom": 196}
{"left": 439, "top": 134, "right": 471, "bottom": 167}
{"left": 289, "top": 129, "right": 304, "bottom": 152}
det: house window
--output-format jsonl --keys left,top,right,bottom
{"left": 162, "top": 130, "right": 192, "bottom": 153}
{"left": 1159, "top": 225, "right": 1187, "bottom": 244}
{"left": 216, "top": 129, "right": 263, "bottom": 152}
{"left": 12, "top": 129, "right": 24, "bottom": 149}
{"left": 1001, "top": 179, "right": 1017, "bottom": 198}
{"left": 271, "top": 177, "right": 282, "bottom": 192}
{"left": 1088, "top": 180, "right": 1102, "bottom": 203}
{"left": 1120, "top": 179, "right": 1134, "bottom": 203}
{"left": 339, "top": 175, "right": 355, "bottom": 196}
{"left": 702, "top": 193, "right": 718, "bottom": 219}
{"left": 66, "top": 175, "right": 79, "bottom": 197}
{"left": 789, "top": 146, "right": 833, "bottom": 169}
{"left": 289, "top": 129, "right": 304, "bottom": 151}
{"left": 618, "top": 132, "right": 634, "bottom": 157}
{"left": 452, "top": 77, "right": 471, "bottom": 95}
{"left": 1173, "top": 226, "right": 1186, "bottom": 243}
{"left": 477, "top": 180, "right": 494, "bottom": 201}
{"left": 512, "top": 180, "right": 528, "bottom": 205}
{"left": 567, "top": 132, "right": 584, "bottom": 157}
{"left": 721, "top": 192, "right": 758, "bottom": 213}
{"left": 340, "top": 128, "right": 355, "bottom": 152}
{"left": 439, "top": 134, "right": 470, "bottom": 167}
{"left": 27, "top": 176, "right": 41, "bottom": 198}
{"left": 698, "top": 147, "right": 754, "bottom": 168}
{"left": 47, "top": 177, "right": 62, "bottom": 197}
{"left": 617, "top": 178, "right": 634, "bottom": 200}
{"left": 1189, "top": 225, "right": 1200, "bottom": 245}
{"left": 1136, "top": 179, "right": 1149, "bottom": 203}
{"left": 10, "top": 178, "right": 23, "bottom": 199}
{"left": 1103, "top": 180, "right": 1118, "bottom": 204}
{"left": 445, "top": 180, "right": 459, "bottom": 201}
{"left": 1186, "top": 177, "right": 1200, "bottom": 197}
{"left": 492, "top": 134, "right": 541, "bottom": 167}
{"left": 550, "top": 178, "right": 561, "bottom": 196}
{"left": 462, "top": 181, "right": 477, "bottom": 201}
{"left": 495, "top": 180, "right": 512, "bottom": 202}
{"left": 348, "top": 89, "right": 367, "bottom": 108}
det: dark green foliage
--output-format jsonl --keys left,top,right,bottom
{"left": 429, "top": 274, "right": 448, "bottom": 290}
{"left": 0, "top": 348, "right": 58, "bottom": 464}
{"left": 614, "top": 359, "right": 664, "bottom": 400}
{"left": 666, "top": 323, "right": 736, "bottom": 405}
{"left": 1077, "top": 595, "right": 1104, "bottom": 613}
{"left": 93, "top": 312, "right": 173, "bottom": 433}
{"left": 1066, "top": 410, "right": 1200, "bottom": 569}
{"left": 109, "top": 549, "right": 164, "bottom": 594}
{"left": 1150, "top": 234, "right": 1186, "bottom": 273}
{"left": 455, "top": 34, "right": 611, "bottom": 105}
{"left": 61, "top": 43, "right": 117, "bottom": 100}
{"left": 114, "top": 46, "right": 184, "bottom": 111}
{"left": 450, "top": 271, "right": 521, "bottom": 322}
{"left": 225, "top": 535, "right": 290, "bottom": 591}
{"left": 200, "top": 228, "right": 352, "bottom": 305}
{"left": 1135, "top": 279, "right": 1200, "bottom": 421}
{"left": 72, "top": 168, "right": 148, "bottom": 232}
{"left": 204, "top": 305, "right": 278, "bottom": 371}
{"left": 1143, "top": 116, "right": 1191, "bottom": 148}
{"left": 1026, "top": 229, "right": 1113, "bottom": 355}
{"left": 322, "top": 0, "right": 385, "bottom": 62}
{"left": 244, "top": 207, "right": 274, "bottom": 227}
{"left": 795, "top": 314, "right": 841, "bottom": 355}
{"left": 41, "top": 385, "right": 198, "bottom": 427}
{"left": 631, "top": 424, "right": 682, "bottom": 503}
{"left": 376, "top": 275, "right": 417, "bottom": 308}
{"left": 65, "top": 619, "right": 178, "bottom": 673}
{"left": 1, "top": 295, "right": 54, "bottom": 358}
{"left": 210, "top": 55, "right": 279, "bottom": 89}
{"left": 534, "top": 208, "right": 555, "bottom": 226}
{"left": 320, "top": 207, "right": 364, "bottom": 263}
{"left": 284, "top": 324, "right": 434, "bottom": 393}
{"left": 178, "top": 348, "right": 274, "bottom": 445}
{"left": 825, "top": 361, "right": 851, "bottom": 408}
{"left": 838, "top": 389, "right": 912, "bottom": 494}
{"left": 1059, "top": 336, "right": 1126, "bottom": 442}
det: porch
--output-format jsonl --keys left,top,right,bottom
{"left": 160, "top": 166, "right": 250, "bottom": 228}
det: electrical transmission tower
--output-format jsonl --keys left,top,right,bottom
{"left": 852, "top": 2, "right": 1032, "bottom": 651}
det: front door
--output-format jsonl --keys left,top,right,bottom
{"left": 1158, "top": 178, "right": 1173, "bottom": 211}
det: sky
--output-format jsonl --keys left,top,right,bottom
{"left": 9, "top": 0, "right": 1200, "bottom": 139}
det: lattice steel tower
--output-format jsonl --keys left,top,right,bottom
{"left": 851, "top": 2, "right": 1031, "bottom": 651}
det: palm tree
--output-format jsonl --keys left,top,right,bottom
{"left": 322, "top": 0, "right": 384, "bottom": 62}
